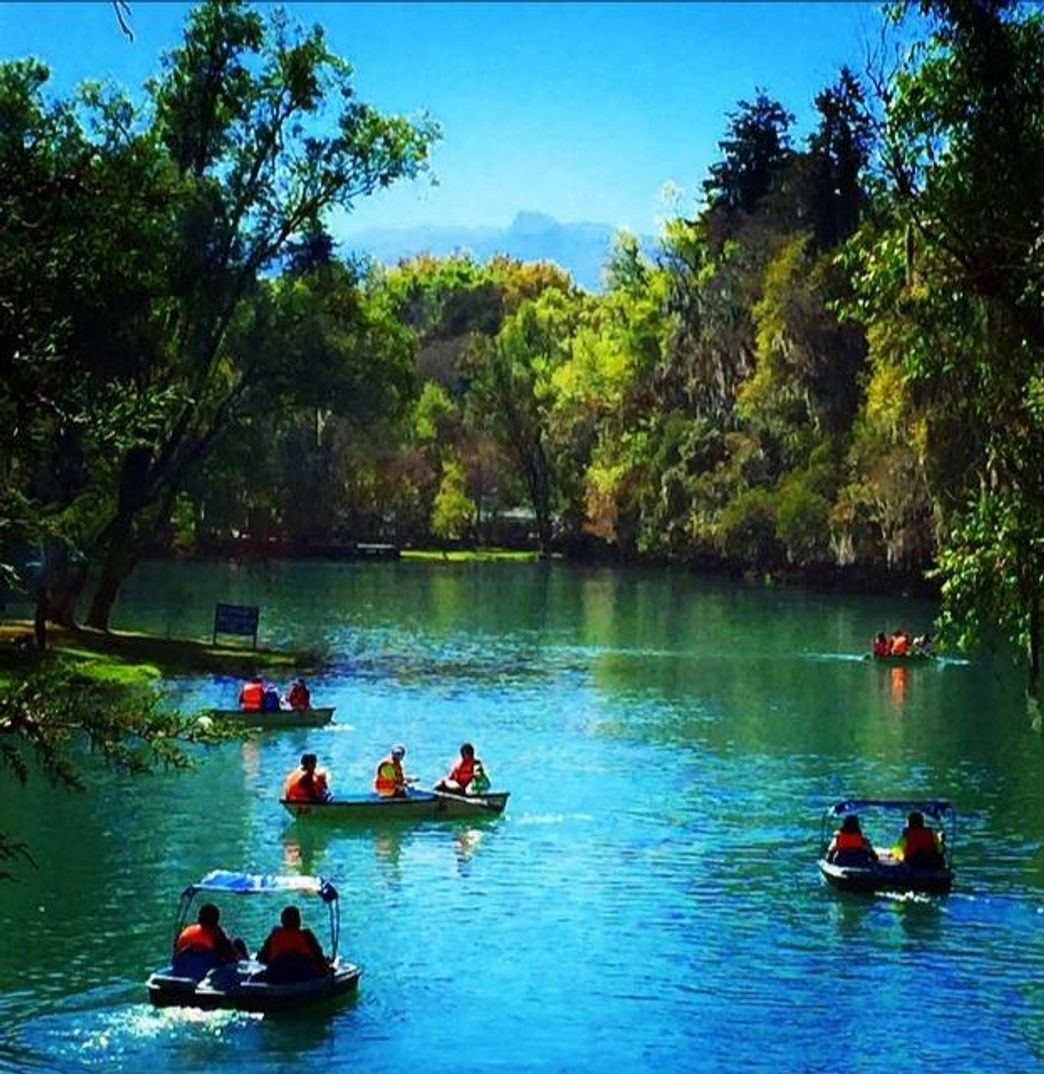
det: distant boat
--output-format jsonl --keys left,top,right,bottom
{"left": 208, "top": 706, "right": 335, "bottom": 729}
{"left": 866, "top": 651, "right": 935, "bottom": 666}
{"left": 282, "top": 788, "right": 510, "bottom": 823}
{"left": 817, "top": 798, "right": 956, "bottom": 896}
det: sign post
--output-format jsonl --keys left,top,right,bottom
{"left": 213, "top": 603, "right": 260, "bottom": 649}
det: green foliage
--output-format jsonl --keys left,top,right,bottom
{"left": 431, "top": 458, "right": 476, "bottom": 542}
{"left": 718, "top": 487, "right": 782, "bottom": 568}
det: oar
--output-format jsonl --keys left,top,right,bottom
{"left": 423, "top": 786, "right": 503, "bottom": 813}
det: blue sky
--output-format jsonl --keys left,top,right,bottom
{"left": 0, "top": 2, "right": 886, "bottom": 239}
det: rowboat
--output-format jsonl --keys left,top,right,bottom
{"left": 817, "top": 798, "right": 956, "bottom": 895}
{"left": 282, "top": 789, "right": 510, "bottom": 823}
{"left": 146, "top": 869, "right": 360, "bottom": 1014}
{"left": 866, "top": 651, "right": 935, "bottom": 666}
{"left": 207, "top": 706, "right": 335, "bottom": 728}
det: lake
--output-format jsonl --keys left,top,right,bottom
{"left": 1, "top": 559, "right": 1042, "bottom": 1073}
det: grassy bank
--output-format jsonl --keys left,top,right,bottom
{"left": 0, "top": 621, "right": 316, "bottom": 688}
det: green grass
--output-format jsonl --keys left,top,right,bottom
{"left": 0, "top": 620, "right": 318, "bottom": 685}
{"left": 401, "top": 548, "right": 539, "bottom": 563}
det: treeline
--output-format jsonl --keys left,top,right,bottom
{"left": 2, "top": 0, "right": 1043, "bottom": 696}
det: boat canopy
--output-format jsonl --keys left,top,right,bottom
{"left": 184, "top": 870, "right": 338, "bottom": 903}
{"left": 825, "top": 798, "right": 953, "bottom": 819}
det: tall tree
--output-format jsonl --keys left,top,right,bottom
{"left": 849, "top": 0, "right": 1044, "bottom": 699}
{"left": 53, "top": 0, "right": 437, "bottom": 627}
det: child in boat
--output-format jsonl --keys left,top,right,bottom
{"left": 826, "top": 814, "right": 879, "bottom": 865}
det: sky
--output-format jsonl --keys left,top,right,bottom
{"left": 0, "top": 2, "right": 888, "bottom": 240}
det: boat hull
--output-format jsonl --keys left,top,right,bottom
{"left": 818, "top": 857, "right": 953, "bottom": 895}
{"left": 208, "top": 706, "right": 335, "bottom": 728}
{"left": 146, "top": 960, "right": 360, "bottom": 1014}
{"left": 866, "top": 653, "right": 935, "bottom": 666}
{"left": 283, "top": 790, "right": 510, "bottom": 823}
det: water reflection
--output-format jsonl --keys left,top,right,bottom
{"left": 890, "top": 666, "right": 909, "bottom": 709}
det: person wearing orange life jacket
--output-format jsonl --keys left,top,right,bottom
{"left": 239, "top": 675, "right": 264, "bottom": 711}
{"left": 287, "top": 678, "right": 311, "bottom": 710}
{"left": 890, "top": 628, "right": 911, "bottom": 656}
{"left": 374, "top": 743, "right": 413, "bottom": 797}
{"left": 172, "top": 903, "right": 244, "bottom": 978}
{"left": 435, "top": 741, "right": 483, "bottom": 795}
{"left": 283, "top": 753, "right": 331, "bottom": 802}
{"left": 893, "top": 811, "right": 945, "bottom": 869}
{"left": 258, "top": 905, "right": 329, "bottom": 982}
{"left": 826, "top": 814, "right": 879, "bottom": 865}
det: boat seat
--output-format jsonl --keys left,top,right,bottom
{"left": 259, "top": 953, "right": 327, "bottom": 984}
{"left": 171, "top": 948, "right": 222, "bottom": 981}
{"left": 828, "top": 848, "right": 876, "bottom": 867}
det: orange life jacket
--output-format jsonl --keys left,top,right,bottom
{"left": 240, "top": 681, "right": 263, "bottom": 711}
{"left": 890, "top": 633, "right": 910, "bottom": 656}
{"left": 263, "top": 927, "right": 324, "bottom": 969}
{"left": 175, "top": 922, "right": 217, "bottom": 954}
{"left": 448, "top": 756, "right": 476, "bottom": 789}
{"left": 284, "top": 767, "right": 327, "bottom": 802}
{"left": 374, "top": 756, "right": 404, "bottom": 796}
{"left": 834, "top": 829, "right": 869, "bottom": 852}
{"left": 901, "top": 826, "right": 938, "bottom": 859}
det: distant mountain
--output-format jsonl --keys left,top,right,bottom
{"left": 340, "top": 211, "right": 654, "bottom": 292}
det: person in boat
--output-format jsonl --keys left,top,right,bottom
{"left": 872, "top": 632, "right": 891, "bottom": 658}
{"left": 239, "top": 674, "right": 264, "bottom": 711}
{"left": 913, "top": 632, "right": 933, "bottom": 655}
{"left": 374, "top": 743, "right": 413, "bottom": 797}
{"left": 283, "top": 752, "right": 332, "bottom": 802}
{"left": 434, "top": 741, "right": 485, "bottom": 795}
{"left": 257, "top": 905, "right": 330, "bottom": 983}
{"left": 172, "top": 903, "right": 246, "bottom": 979}
{"left": 287, "top": 677, "right": 311, "bottom": 710}
{"left": 826, "top": 814, "right": 879, "bottom": 866}
{"left": 893, "top": 810, "right": 945, "bottom": 869}
{"left": 261, "top": 681, "right": 283, "bottom": 712}
{"left": 890, "top": 628, "right": 911, "bottom": 656}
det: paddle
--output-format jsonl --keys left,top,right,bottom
{"left": 422, "top": 786, "right": 504, "bottom": 813}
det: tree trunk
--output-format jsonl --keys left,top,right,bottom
{"left": 1028, "top": 587, "right": 1041, "bottom": 703}
{"left": 84, "top": 520, "right": 138, "bottom": 631}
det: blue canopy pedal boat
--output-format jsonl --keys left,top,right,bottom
{"left": 282, "top": 788, "right": 510, "bottom": 823}
{"left": 817, "top": 798, "right": 956, "bottom": 895}
{"left": 146, "top": 870, "right": 360, "bottom": 1013}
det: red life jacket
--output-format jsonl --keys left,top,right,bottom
{"left": 872, "top": 637, "right": 890, "bottom": 657}
{"left": 288, "top": 683, "right": 310, "bottom": 710}
{"left": 175, "top": 922, "right": 217, "bottom": 954}
{"left": 284, "top": 767, "right": 326, "bottom": 801}
{"left": 902, "top": 826, "right": 938, "bottom": 858}
{"left": 374, "top": 756, "right": 404, "bottom": 796}
{"left": 834, "top": 829, "right": 869, "bottom": 852}
{"left": 448, "top": 756, "right": 476, "bottom": 789}
{"left": 263, "top": 927, "right": 324, "bottom": 969}
{"left": 240, "top": 681, "right": 263, "bottom": 711}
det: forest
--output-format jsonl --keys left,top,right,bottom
{"left": 2, "top": 0, "right": 1043, "bottom": 698}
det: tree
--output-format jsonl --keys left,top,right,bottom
{"left": 5, "top": 0, "right": 438, "bottom": 629}
{"left": 848, "top": 0, "right": 1044, "bottom": 699}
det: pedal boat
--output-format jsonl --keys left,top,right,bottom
{"left": 146, "top": 870, "right": 360, "bottom": 1013}
{"left": 817, "top": 798, "right": 956, "bottom": 895}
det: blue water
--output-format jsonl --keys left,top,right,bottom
{"left": 1, "top": 560, "right": 1042, "bottom": 1072}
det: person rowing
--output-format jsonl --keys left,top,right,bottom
{"left": 434, "top": 742, "right": 491, "bottom": 796}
